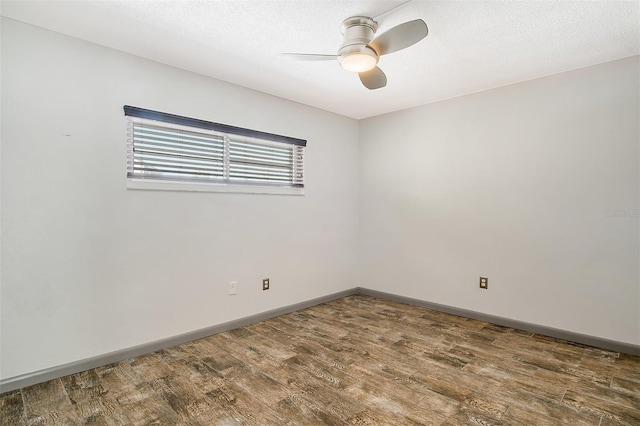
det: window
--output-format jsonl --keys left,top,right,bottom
{"left": 124, "top": 106, "right": 306, "bottom": 194}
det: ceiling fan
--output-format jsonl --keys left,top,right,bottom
{"left": 282, "top": 0, "right": 428, "bottom": 90}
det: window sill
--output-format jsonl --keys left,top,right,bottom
{"left": 127, "top": 179, "right": 304, "bottom": 195}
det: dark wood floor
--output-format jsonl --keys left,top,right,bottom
{"left": 1, "top": 295, "right": 639, "bottom": 425}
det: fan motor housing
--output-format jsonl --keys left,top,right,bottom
{"left": 339, "top": 16, "right": 378, "bottom": 50}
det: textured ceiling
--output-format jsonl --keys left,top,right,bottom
{"left": 2, "top": 0, "right": 639, "bottom": 119}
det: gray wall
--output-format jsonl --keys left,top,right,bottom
{"left": 359, "top": 56, "right": 640, "bottom": 345}
{"left": 1, "top": 18, "right": 360, "bottom": 380}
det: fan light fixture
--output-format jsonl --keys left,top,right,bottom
{"left": 340, "top": 52, "right": 377, "bottom": 72}
{"left": 339, "top": 45, "right": 379, "bottom": 73}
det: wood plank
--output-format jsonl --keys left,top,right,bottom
{"left": 346, "top": 407, "right": 423, "bottom": 426}
{"left": 611, "top": 377, "right": 640, "bottom": 397}
{"left": 569, "top": 379, "right": 640, "bottom": 410}
{"left": 163, "top": 355, "right": 226, "bottom": 393}
{"left": 501, "top": 404, "right": 600, "bottom": 426}
{"left": 0, "top": 390, "right": 25, "bottom": 425}
{"left": 342, "top": 383, "right": 448, "bottom": 426}
{"left": 149, "top": 373, "right": 216, "bottom": 424}
{"left": 204, "top": 384, "right": 287, "bottom": 425}
{"left": 185, "top": 336, "right": 243, "bottom": 373}
{"left": 274, "top": 393, "right": 348, "bottom": 426}
{"left": 495, "top": 388, "right": 600, "bottom": 425}
{"left": 222, "top": 364, "right": 291, "bottom": 406}
{"left": 441, "top": 405, "right": 509, "bottom": 426}
{"left": 22, "top": 380, "right": 80, "bottom": 425}
{"left": 118, "top": 392, "right": 184, "bottom": 426}
{"left": 461, "top": 362, "right": 564, "bottom": 401}
{"left": 61, "top": 370, "right": 130, "bottom": 425}
{"left": 563, "top": 389, "right": 640, "bottom": 425}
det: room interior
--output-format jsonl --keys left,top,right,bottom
{"left": 1, "top": 0, "right": 639, "bottom": 424}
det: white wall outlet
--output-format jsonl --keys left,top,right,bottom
{"left": 229, "top": 281, "right": 237, "bottom": 295}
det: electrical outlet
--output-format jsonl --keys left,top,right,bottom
{"left": 479, "top": 277, "right": 488, "bottom": 289}
{"left": 229, "top": 281, "right": 237, "bottom": 295}
{"left": 262, "top": 278, "right": 270, "bottom": 291}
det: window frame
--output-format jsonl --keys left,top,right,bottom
{"left": 124, "top": 106, "right": 306, "bottom": 195}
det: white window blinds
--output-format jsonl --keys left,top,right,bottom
{"left": 125, "top": 106, "right": 306, "bottom": 188}
{"left": 128, "top": 120, "right": 225, "bottom": 181}
{"left": 229, "top": 138, "right": 304, "bottom": 186}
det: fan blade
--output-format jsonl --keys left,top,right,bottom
{"left": 369, "top": 19, "right": 428, "bottom": 56}
{"left": 373, "top": 0, "right": 412, "bottom": 22}
{"left": 281, "top": 53, "right": 338, "bottom": 61}
{"left": 359, "top": 67, "right": 387, "bottom": 90}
